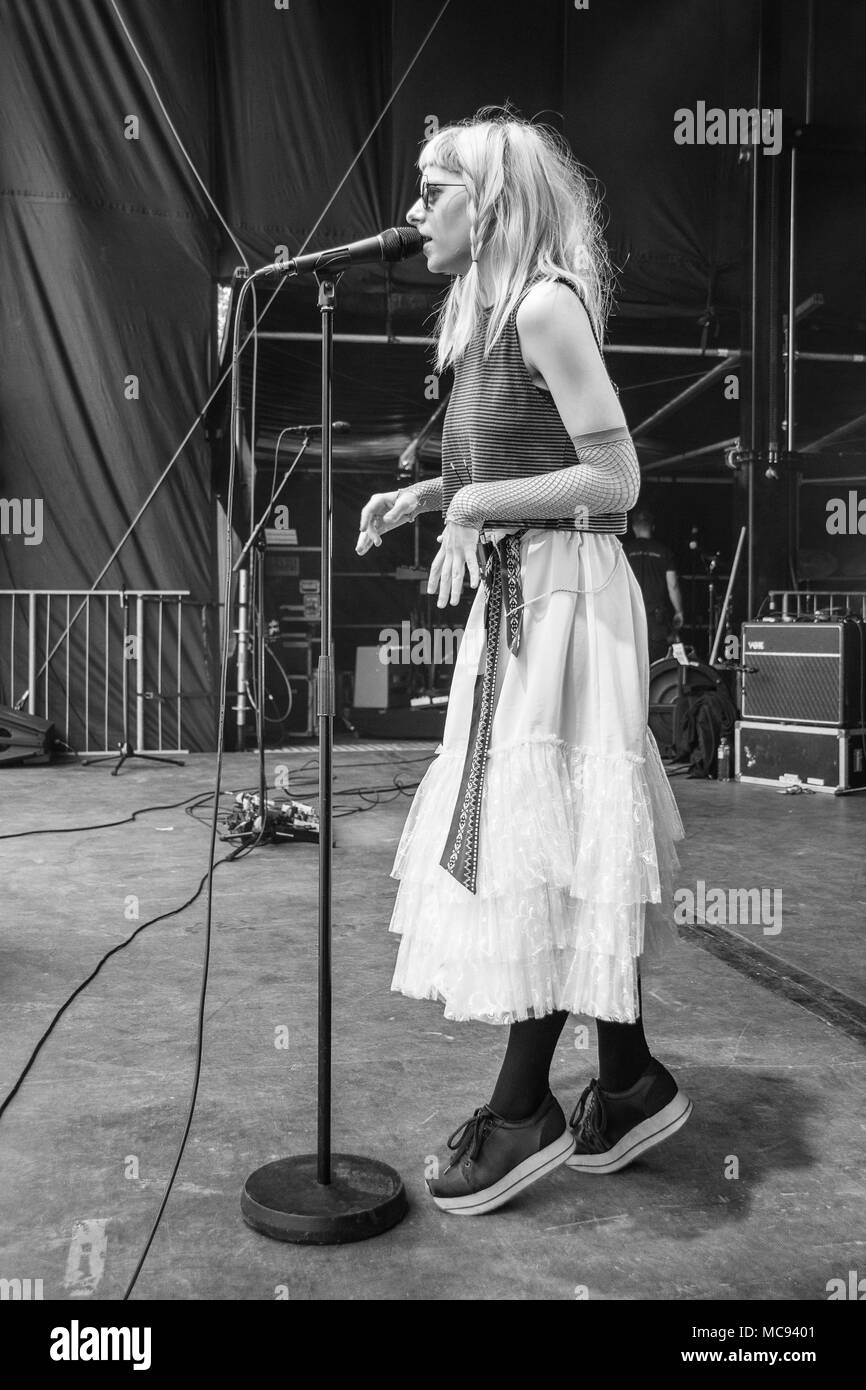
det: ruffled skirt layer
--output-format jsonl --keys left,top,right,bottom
{"left": 388, "top": 528, "right": 685, "bottom": 1024}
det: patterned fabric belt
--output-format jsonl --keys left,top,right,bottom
{"left": 479, "top": 512, "right": 627, "bottom": 534}
{"left": 439, "top": 522, "right": 593, "bottom": 894}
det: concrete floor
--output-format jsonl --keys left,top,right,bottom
{"left": 0, "top": 744, "right": 863, "bottom": 1301}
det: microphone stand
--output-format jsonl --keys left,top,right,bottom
{"left": 81, "top": 591, "right": 185, "bottom": 775}
{"left": 241, "top": 269, "right": 408, "bottom": 1243}
{"left": 704, "top": 550, "right": 720, "bottom": 663}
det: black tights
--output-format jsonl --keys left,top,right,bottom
{"left": 488, "top": 977, "right": 651, "bottom": 1121}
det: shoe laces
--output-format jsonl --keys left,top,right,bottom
{"left": 446, "top": 1106, "right": 499, "bottom": 1165}
{"left": 569, "top": 1080, "right": 608, "bottom": 1152}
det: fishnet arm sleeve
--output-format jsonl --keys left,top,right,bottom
{"left": 402, "top": 476, "right": 443, "bottom": 515}
{"left": 443, "top": 426, "right": 640, "bottom": 529}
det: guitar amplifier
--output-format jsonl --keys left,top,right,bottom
{"left": 264, "top": 546, "right": 321, "bottom": 626}
{"left": 740, "top": 620, "right": 865, "bottom": 726}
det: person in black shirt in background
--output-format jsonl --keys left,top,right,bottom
{"left": 623, "top": 508, "right": 684, "bottom": 662}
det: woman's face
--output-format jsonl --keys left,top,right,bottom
{"left": 406, "top": 164, "right": 471, "bottom": 276}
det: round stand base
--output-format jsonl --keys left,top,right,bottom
{"left": 240, "top": 1153, "right": 408, "bottom": 1244}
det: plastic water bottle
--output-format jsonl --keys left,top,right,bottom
{"left": 717, "top": 736, "right": 731, "bottom": 781}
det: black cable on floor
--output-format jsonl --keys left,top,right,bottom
{"left": 0, "top": 848, "right": 245, "bottom": 1124}
{"left": 0, "top": 791, "right": 216, "bottom": 841}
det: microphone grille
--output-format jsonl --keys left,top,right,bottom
{"left": 381, "top": 225, "right": 424, "bottom": 262}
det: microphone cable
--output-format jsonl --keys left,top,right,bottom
{"left": 0, "top": 826, "right": 244, "bottom": 1127}
{"left": 121, "top": 266, "right": 250, "bottom": 1299}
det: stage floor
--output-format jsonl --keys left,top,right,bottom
{"left": 0, "top": 745, "right": 863, "bottom": 1300}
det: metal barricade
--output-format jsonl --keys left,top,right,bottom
{"left": 0, "top": 589, "right": 190, "bottom": 755}
{"left": 768, "top": 589, "right": 866, "bottom": 621}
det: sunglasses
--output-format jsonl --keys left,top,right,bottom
{"left": 419, "top": 175, "right": 467, "bottom": 210}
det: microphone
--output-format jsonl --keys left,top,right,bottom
{"left": 397, "top": 396, "right": 449, "bottom": 476}
{"left": 247, "top": 226, "right": 424, "bottom": 279}
{"left": 397, "top": 439, "right": 419, "bottom": 475}
{"left": 280, "top": 421, "right": 351, "bottom": 434}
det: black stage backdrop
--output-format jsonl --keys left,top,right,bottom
{"left": 0, "top": 0, "right": 219, "bottom": 749}
{"left": 1, "top": 0, "right": 864, "bottom": 748}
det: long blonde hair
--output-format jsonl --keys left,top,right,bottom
{"left": 420, "top": 107, "right": 616, "bottom": 374}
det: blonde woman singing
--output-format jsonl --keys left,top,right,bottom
{"left": 357, "top": 111, "right": 690, "bottom": 1216}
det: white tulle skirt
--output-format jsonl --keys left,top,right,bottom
{"left": 388, "top": 526, "right": 685, "bottom": 1025}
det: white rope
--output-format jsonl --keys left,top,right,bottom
{"left": 502, "top": 539, "right": 624, "bottom": 621}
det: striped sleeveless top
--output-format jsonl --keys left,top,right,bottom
{"left": 440, "top": 275, "right": 627, "bottom": 534}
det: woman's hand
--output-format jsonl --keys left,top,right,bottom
{"left": 427, "top": 521, "right": 482, "bottom": 608}
{"left": 356, "top": 489, "right": 419, "bottom": 556}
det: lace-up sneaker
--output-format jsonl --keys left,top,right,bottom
{"left": 565, "top": 1058, "right": 692, "bottom": 1174}
{"left": 426, "top": 1091, "right": 575, "bottom": 1215}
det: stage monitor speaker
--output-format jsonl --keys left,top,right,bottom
{"left": 354, "top": 646, "right": 388, "bottom": 708}
{"left": 647, "top": 658, "right": 726, "bottom": 753}
{"left": 0, "top": 707, "right": 55, "bottom": 765}
{"left": 348, "top": 706, "right": 447, "bottom": 740}
{"left": 740, "top": 621, "right": 865, "bottom": 726}
{"left": 353, "top": 646, "right": 412, "bottom": 709}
